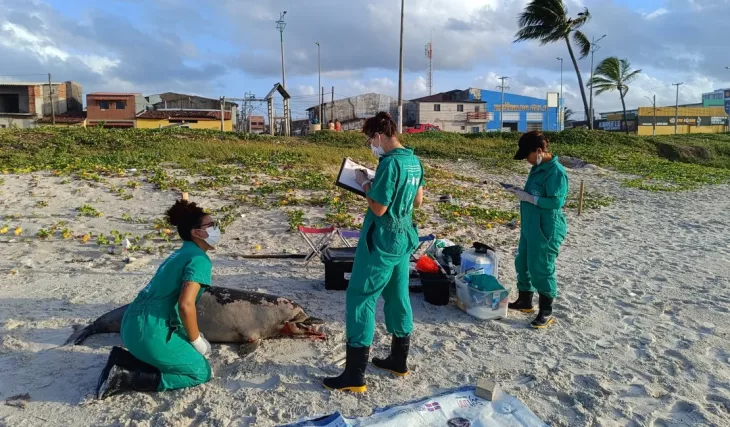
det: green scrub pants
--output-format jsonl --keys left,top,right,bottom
{"left": 345, "top": 236, "right": 413, "bottom": 348}
{"left": 514, "top": 214, "right": 566, "bottom": 300}
{"left": 121, "top": 308, "right": 212, "bottom": 391}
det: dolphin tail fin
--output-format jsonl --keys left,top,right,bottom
{"left": 64, "top": 324, "right": 97, "bottom": 346}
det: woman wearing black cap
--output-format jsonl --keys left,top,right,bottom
{"left": 506, "top": 131, "right": 569, "bottom": 329}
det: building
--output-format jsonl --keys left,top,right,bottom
{"left": 146, "top": 92, "right": 238, "bottom": 128}
{"left": 246, "top": 115, "right": 265, "bottom": 133}
{"left": 306, "top": 93, "right": 403, "bottom": 131}
{"left": 37, "top": 111, "right": 86, "bottom": 127}
{"left": 0, "top": 81, "right": 82, "bottom": 128}
{"left": 136, "top": 110, "right": 233, "bottom": 131}
{"left": 636, "top": 106, "right": 728, "bottom": 135}
{"left": 426, "top": 88, "right": 560, "bottom": 132}
{"left": 86, "top": 93, "right": 149, "bottom": 128}
{"left": 410, "top": 91, "right": 488, "bottom": 133}
{"left": 702, "top": 89, "right": 728, "bottom": 107}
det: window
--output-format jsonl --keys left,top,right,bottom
{"left": 115, "top": 101, "right": 126, "bottom": 110}
{"left": 170, "top": 119, "right": 198, "bottom": 124}
{"left": 526, "top": 122, "right": 543, "bottom": 132}
{"left": 0, "top": 94, "right": 20, "bottom": 113}
{"left": 472, "top": 127, "right": 480, "bottom": 133}
{"left": 461, "top": 126, "right": 466, "bottom": 130}
{"left": 434, "top": 104, "right": 441, "bottom": 112}
{"left": 457, "top": 104, "right": 464, "bottom": 112}
{"left": 474, "top": 106, "right": 481, "bottom": 112}
{"left": 99, "top": 100, "right": 110, "bottom": 110}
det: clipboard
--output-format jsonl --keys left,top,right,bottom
{"left": 336, "top": 158, "right": 375, "bottom": 198}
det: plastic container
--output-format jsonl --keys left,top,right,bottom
{"left": 460, "top": 243, "right": 499, "bottom": 279}
{"left": 455, "top": 275, "right": 508, "bottom": 320}
{"left": 321, "top": 247, "right": 357, "bottom": 290}
{"left": 419, "top": 271, "right": 451, "bottom": 306}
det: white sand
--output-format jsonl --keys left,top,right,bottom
{"left": 1, "top": 164, "right": 730, "bottom": 427}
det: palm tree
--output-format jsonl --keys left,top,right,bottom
{"left": 563, "top": 108, "right": 574, "bottom": 123}
{"left": 587, "top": 57, "right": 641, "bottom": 134}
{"left": 515, "top": 0, "right": 592, "bottom": 128}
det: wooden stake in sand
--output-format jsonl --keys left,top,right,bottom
{"left": 181, "top": 192, "right": 189, "bottom": 201}
{"left": 578, "top": 180, "right": 585, "bottom": 216}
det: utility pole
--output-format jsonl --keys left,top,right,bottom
{"left": 645, "top": 95, "right": 656, "bottom": 136}
{"left": 496, "top": 77, "right": 510, "bottom": 132}
{"left": 220, "top": 96, "right": 225, "bottom": 131}
{"left": 588, "top": 34, "right": 607, "bottom": 130}
{"left": 316, "top": 41, "right": 322, "bottom": 124}
{"left": 48, "top": 73, "right": 55, "bottom": 126}
{"left": 321, "top": 87, "right": 326, "bottom": 125}
{"left": 397, "top": 0, "right": 405, "bottom": 133}
{"left": 557, "top": 57, "right": 563, "bottom": 131}
{"left": 276, "top": 11, "right": 289, "bottom": 136}
{"left": 331, "top": 86, "right": 335, "bottom": 123}
{"left": 673, "top": 82, "right": 683, "bottom": 135}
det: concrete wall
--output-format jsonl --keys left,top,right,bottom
{"left": 415, "top": 102, "right": 488, "bottom": 133}
{"left": 309, "top": 93, "right": 414, "bottom": 126}
{"left": 0, "top": 117, "right": 35, "bottom": 128}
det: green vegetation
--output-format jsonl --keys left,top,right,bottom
{"left": 286, "top": 209, "right": 305, "bottom": 232}
{"left": 0, "top": 127, "right": 728, "bottom": 193}
{"left": 588, "top": 57, "right": 642, "bottom": 135}
{"left": 77, "top": 204, "right": 103, "bottom": 217}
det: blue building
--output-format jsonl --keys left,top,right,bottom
{"left": 459, "top": 88, "right": 563, "bottom": 132}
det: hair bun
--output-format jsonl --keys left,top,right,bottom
{"left": 167, "top": 199, "right": 198, "bottom": 227}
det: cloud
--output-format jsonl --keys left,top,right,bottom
{"left": 643, "top": 8, "right": 669, "bottom": 20}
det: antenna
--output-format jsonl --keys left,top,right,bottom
{"left": 425, "top": 35, "right": 433, "bottom": 96}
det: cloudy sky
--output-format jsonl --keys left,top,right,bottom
{"left": 2, "top": 0, "right": 728, "bottom": 120}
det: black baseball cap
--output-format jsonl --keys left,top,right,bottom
{"left": 514, "top": 131, "right": 547, "bottom": 160}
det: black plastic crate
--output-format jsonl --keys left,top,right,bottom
{"left": 321, "top": 247, "right": 357, "bottom": 290}
{"left": 419, "top": 271, "right": 452, "bottom": 306}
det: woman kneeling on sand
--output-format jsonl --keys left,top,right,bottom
{"left": 96, "top": 199, "right": 220, "bottom": 399}
{"left": 507, "top": 131, "right": 569, "bottom": 329}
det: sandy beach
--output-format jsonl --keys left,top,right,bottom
{"left": 2, "top": 159, "right": 730, "bottom": 427}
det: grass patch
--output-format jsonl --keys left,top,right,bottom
{"left": 286, "top": 209, "right": 305, "bottom": 231}
{"left": 0, "top": 127, "right": 729, "bottom": 192}
{"left": 77, "top": 204, "right": 103, "bottom": 217}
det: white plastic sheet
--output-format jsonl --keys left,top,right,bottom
{"left": 281, "top": 387, "right": 547, "bottom": 427}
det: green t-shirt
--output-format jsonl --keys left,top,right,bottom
{"left": 130, "top": 241, "right": 212, "bottom": 325}
{"left": 362, "top": 147, "right": 424, "bottom": 256}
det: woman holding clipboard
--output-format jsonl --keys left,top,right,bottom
{"left": 324, "top": 112, "right": 424, "bottom": 393}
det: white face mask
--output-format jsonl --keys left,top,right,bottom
{"left": 370, "top": 135, "right": 386, "bottom": 159}
{"left": 202, "top": 227, "right": 221, "bottom": 247}
{"left": 536, "top": 153, "right": 543, "bottom": 165}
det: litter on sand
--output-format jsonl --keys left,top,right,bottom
{"left": 280, "top": 386, "right": 547, "bottom": 427}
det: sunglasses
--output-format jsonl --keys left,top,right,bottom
{"left": 198, "top": 221, "right": 217, "bottom": 229}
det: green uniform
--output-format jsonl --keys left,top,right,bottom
{"left": 515, "top": 156, "right": 569, "bottom": 299}
{"left": 346, "top": 148, "right": 424, "bottom": 348}
{"left": 121, "top": 241, "right": 213, "bottom": 391}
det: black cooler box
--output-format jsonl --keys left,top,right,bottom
{"left": 321, "top": 247, "right": 357, "bottom": 290}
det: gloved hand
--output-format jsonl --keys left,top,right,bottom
{"left": 355, "top": 169, "right": 371, "bottom": 190}
{"left": 508, "top": 188, "right": 538, "bottom": 205}
{"left": 191, "top": 332, "right": 212, "bottom": 356}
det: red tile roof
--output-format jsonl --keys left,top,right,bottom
{"left": 88, "top": 92, "right": 140, "bottom": 96}
{"left": 137, "top": 110, "right": 231, "bottom": 120}
{"left": 37, "top": 111, "right": 86, "bottom": 124}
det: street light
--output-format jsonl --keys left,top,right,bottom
{"left": 557, "top": 57, "right": 563, "bottom": 130}
{"left": 589, "top": 34, "right": 607, "bottom": 129}
{"left": 397, "top": 0, "right": 405, "bottom": 134}
{"left": 276, "top": 11, "right": 288, "bottom": 136}
{"left": 316, "top": 42, "right": 321, "bottom": 125}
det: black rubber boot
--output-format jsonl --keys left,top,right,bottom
{"left": 372, "top": 335, "right": 410, "bottom": 377}
{"left": 508, "top": 291, "right": 536, "bottom": 313}
{"left": 531, "top": 294, "right": 556, "bottom": 329}
{"left": 323, "top": 346, "right": 369, "bottom": 393}
{"left": 97, "top": 347, "right": 161, "bottom": 400}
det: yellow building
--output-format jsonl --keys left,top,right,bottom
{"left": 136, "top": 110, "right": 233, "bottom": 131}
{"left": 637, "top": 106, "right": 728, "bottom": 136}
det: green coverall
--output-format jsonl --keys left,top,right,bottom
{"left": 121, "top": 241, "right": 213, "bottom": 391}
{"left": 515, "top": 156, "right": 569, "bottom": 300}
{"left": 346, "top": 148, "right": 424, "bottom": 348}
